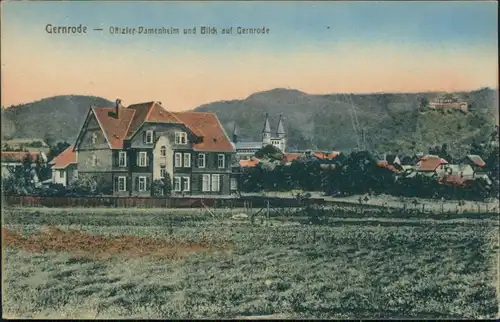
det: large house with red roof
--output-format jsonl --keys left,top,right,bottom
{"left": 72, "top": 99, "right": 237, "bottom": 196}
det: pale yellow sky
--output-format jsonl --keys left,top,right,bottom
{"left": 2, "top": 28, "right": 498, "bottom": 111}
{"left": 2, "top": 41, "right": 498, "bottom": 110}
{"left": 2, "top": 1, "right": 498, "bottom": 110}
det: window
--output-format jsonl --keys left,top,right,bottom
{"left": 198, "top": 153, "right": 206, "bottom": 168}
{"left": 217, "top": 154, "right": 225, "bottom": 168}
{"left": 174, "top": 177, "right": 181, "bottom": 192}
{"left": 211, "top": 174, "right": 220, "bottom": 192}
{"left": 118, "top": 176, "right": 126, "bottom": 191}
{"left": 174, "top": 153, "right": 182, "bottom": 167}
{"left": 182, "top": 177, "right": 190, "bottom": 191}
{"left": 58, "top": 170, "right": 65, "bottom": 179}
{"left": 183, "top": 153, "right": 191, "bottom": 168}
{"left": 145, "top": 130, "right": 154, "bottom": 144}
{"left": 118, "top": 151, "right": 127, "bottom": 167}
{"left": 138, "top": 176, "right": 147, "bottom": 192}
{"left": 175, "top": 132, "right": 187, "bottom": 145}
{"left": 231, "top": 177, "right": 238, "bottom": 190}
{"left": 160, "top": 167, "right": 166, "bottom": 178}
{"left": 91, "top": 132, "right": 98, "bottom": 144}
{"left": 160, "top": 146, "right": 166, "bottom": 157}
{"left": 202, "top": 174, "right": 211, "bottom": 192}
{"left": 138, "top": 152, "right": 148, "bottom": 167}
{"left": 92, "top": 155, "right": 97, "bottom": 167}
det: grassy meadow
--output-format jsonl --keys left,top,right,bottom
{"left": 2, "top": 207, "right": 499, "bottom": 319}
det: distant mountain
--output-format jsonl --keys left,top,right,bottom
{"left": 2, "top": 88, "right": 498, "bottom": 158}
{"left": 195, "top": 87, "right": 499, "bottom": 157}
{"left": 1, "top": 95, "right": 113, "bottom": 145}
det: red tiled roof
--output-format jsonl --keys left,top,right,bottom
{"left": 240, "top": 157, "right": 260, "bottom": 168}
{"left": 439, "top": 175, "right": 465, "bottom": 186}
{"left": 92, "top": 107, "right": 136, "bottom": 149}
{"left": 145, "top": 102, "right": 182, "bottom": 124}
{"left": 50, "top": 145, "right": 76, "bottom": 169}
{"left": 90, "top": 102, "right": 232, "bottom": 152}
{"left": 313, "top": 151, "right": 340, "bottom": 160}
{"left": 417, "top": 155, "right": 448, "bottom": 172}
{"left": 284, "top": 153, "right": 302, "bottom": 163}
{"left": 377, "top": 160, "right": 389, "bottom": 167}
{"left": 125, "top": 102, "right": 155, "bottom": 137}
{"left": 1, "top": 152, "right": 41, "bottom": 163}
{"left": 466, "top": 155, "right": 486, "bottom": 167}
{"left": 377, "top": 160, "right": 402, "bottom": 173}
{"left": 172, "top": 112, "right": 234, "bottom": 152}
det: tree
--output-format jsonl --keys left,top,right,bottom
{"left": 439, "top": 143, "right": 453, "bottom": 163}
{"left": 419, "top": 97, "right": 429, "bottom": 110}
{"left": 1, "top": 155, "right": 36, "bottom": 195}
{"left": 152, "top": 173, "right": 172, "bottom": 197}
{"left": 470, "top": 139, "right": 486, "bottom": 157}
{"left": 254, "top": 145, "right": 284, "bottom": 161}
{"left": 49, "top": 141, "right": 71, "bottom": 161}
{"left": 324, "top": 150, "right": 388, "bottom": 196}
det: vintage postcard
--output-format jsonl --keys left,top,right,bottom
{"left": 1, "top": 0, "right": 499, "bottom": 319}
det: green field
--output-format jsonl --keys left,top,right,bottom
{"left": 2, "top": 208, "right": 499, "bottom": 319}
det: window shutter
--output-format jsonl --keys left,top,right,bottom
{"left": 146, "top": 153, "right": 149, "bottom": 167}
{"left": 135, "top": 176, "right": 139, "bottom": 191}
{"left": 136, "top": 152, "right": 140, "bottom": 166}
{"left": 126, "top": 177, "right": 131, "bottom": 192}
{"left": 143, "top": 131, "right": 146, "bottom": 144}
{"left": 146, "top": 177, "right": 150, "bottom": 190}
{"left": 114, "top": 176, "right": 118, "bottom": 192}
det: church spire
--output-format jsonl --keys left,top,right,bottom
{"left": 262, "top": 113, "right": 271, "bottom": 134}
{"left": 232, "top": 123, "right": 239, "bottom": 143}
{"left": 276, "top": 114, "right": 285, "bottom": 137}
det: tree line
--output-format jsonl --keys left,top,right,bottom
{"left": 241, "top": 148, "right": 499, "bottom": 201}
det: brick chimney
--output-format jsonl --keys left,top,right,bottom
{"left": 115, "top": 98, "right": 122, "bottom": 118}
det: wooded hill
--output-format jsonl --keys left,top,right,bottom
{"left": 2, "top": 88, "right": 498, "bottom": 157}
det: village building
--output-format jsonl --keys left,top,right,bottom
{"left": 72, "top": 99, "right": 237, "bottom": 196}
{"left": 2, "top": 138, "right": 50, "bottom": 154}
{"left": 49, "top": 145, "right": 77, "bottom": 187}
{"left": 414, "top": 154, "right": 449, "bottom": 177}
{"left": 0, "top": 151, "right": 48, "bottom": 186}
{"left": 438, "top": 155, "right": 490, "bottom": 187}
{"left": 232, "top": 113, "right": 287, "bottom": 160}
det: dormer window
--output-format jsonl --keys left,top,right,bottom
{"left": 91, "top": 132, "right": 98, "bottom": 144}
{"left": 145, "top": 130, "right": 154, "bottom": 144}
{"left": 160, "top": 146, "right": 166, "bottom": 157}
{"left": 175, "top": 132, "right": 187, "bottom": 145}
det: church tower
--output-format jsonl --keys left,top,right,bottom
{"left": 261, "top": 113, "right": 271, "bottom": 146}
{"left": 232, "top": 123, "right": 239, "bottom": 144}
{"left": 276, "top": 114, "right": 287, "bottom": 152}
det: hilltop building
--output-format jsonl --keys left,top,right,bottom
{"left": 429, "top": 93, "right": 468, "bottom": 113}
{"left": 232, "top": 113, "right": 287, "bottom": 160}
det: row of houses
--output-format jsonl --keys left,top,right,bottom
{"left": 380, "top": 154, "right": 491, "bottom": 186}
{"left": 239, "top": 150, "right": 491, "bottom": 187}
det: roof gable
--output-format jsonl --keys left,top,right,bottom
{"left": 50, "top": 145, "right": 77, "bottom": 169}
{"left": 416, "top": 156, "right": 448, "bottom": 172}
{"left": 465, "top": 154, "right": 486, "bottom": 167}
{"left": 172, "top": 112, "right": 234, "bottom": 152}
{"left": 92, "top": 106, "right": 136, "bottom": 149}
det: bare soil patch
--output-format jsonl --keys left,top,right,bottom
{"left": 2, "top": 226, "right": 233, "bottom": 260}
